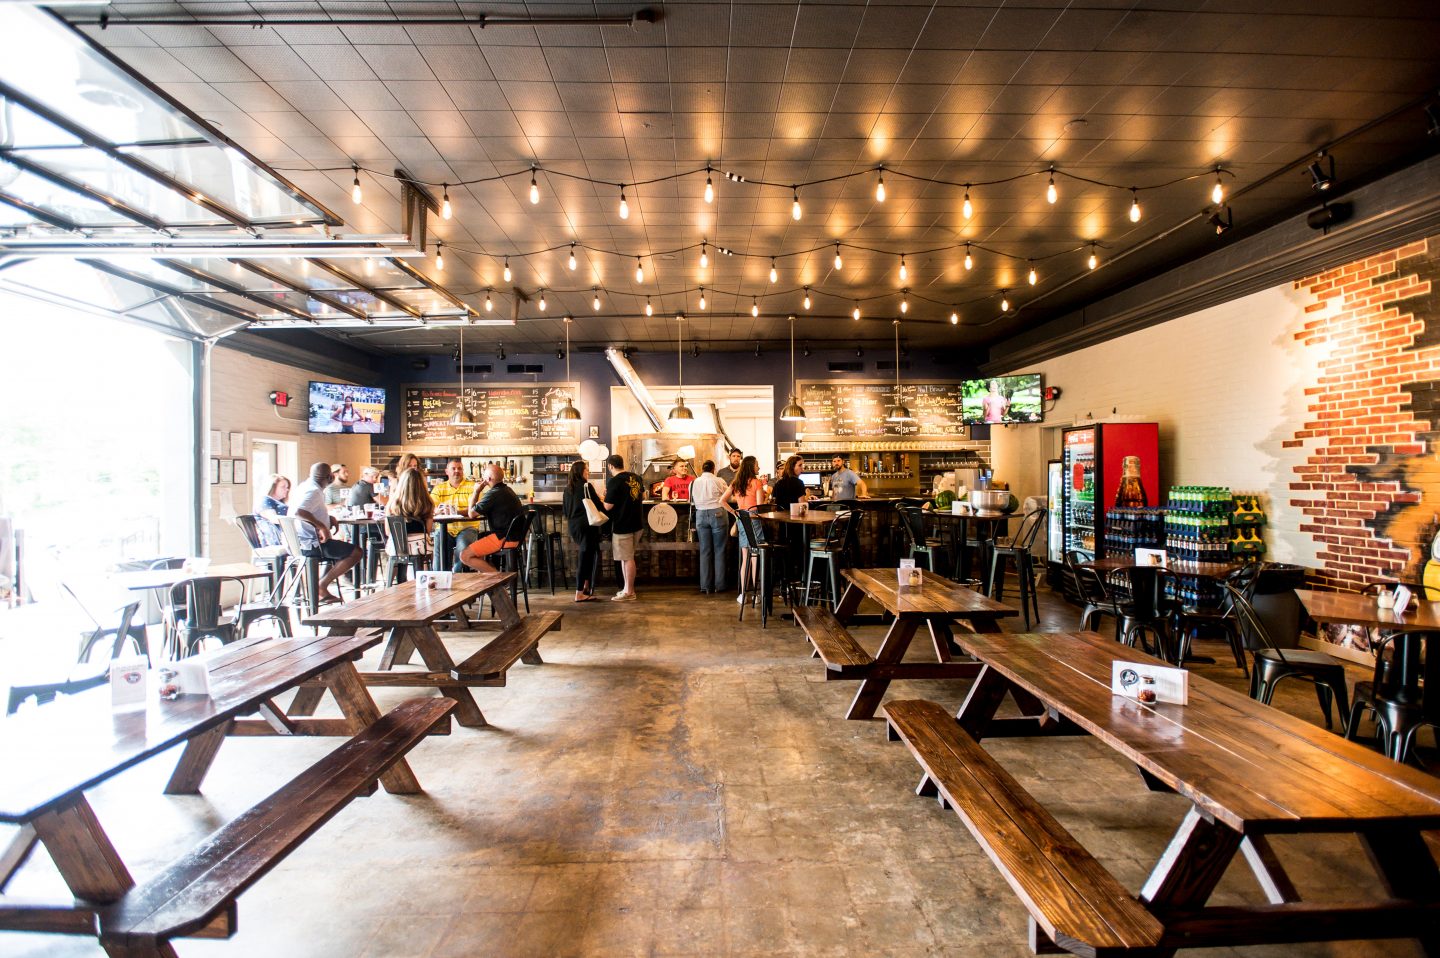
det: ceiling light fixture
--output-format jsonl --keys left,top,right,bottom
{"left": 802, "top": 286, "right": 811, "bottom": 310}
{"left": 450, "top": 322, "right": 474, "bottom": 426}
{"left": 1027, "top": 261, "right": 1038, "bottom": 286}
{"left": 350, "top": 164, "right": 362, "bottom": 204}
{"left": 435, "top": 241, "right": 444, "bottom": 271}
{"left": 1307, "top": 151, "right": 1335, "bottom": 192}
{"left": 668, "top": 316, "right": 693, "bottom": 423}
{"left": 1210, "top": 168, "right": 1225, "bottom": 205}
{"left": 780, "top": 314, "right": 806, "bottom": 422}
{"left": 645, "top": 297, "right": 653, "bottom": 316}
{"left": 1000, "top": 290, "right": 1010, "bottom": 312}
{"left": 568, "top": 243, "right": 577, "bottom": 270}
{"left": 484, "top": 290, "right": 493, "bottom": 312}
{"left": 886, "top": 320, "right": 913, "bottom": 422}
{"left": 751, "top": 297, "right": 759, "bottom": 317}
{"left": 852, "top": 302, "right": 860, "bottom": 321}
{"left": 1209, "top": 205, "right": 1234, "bottom": 235}
{"left": 770, "top": 258, "right": 778, "bottom": 283}
{"left": 949, "top": 309, "right": 959, "bottom": 325}
{"left": 699, "top": 241, "right": 709, "bottom": 268}
{"left": 834, "top": 243, "right": 843, "bottom": 270}
{"left": 1088, "top": 243, "right": 1099, "bottom": 270}
{"left": 1129, "top": 189, "right": 1142, "bottom": 223}
{"left": 556, "top": 317, "right": 582, "bottom": 421}
{"left": 704, "top": 166, "right": 714, "bottom": 203}
{"left": 875, "top": 167, "right": 886, "bottom": 202}
{"left": 502, "top": 257, "right": 511, "bottom": 282}
{"left": 1046, "top": 167, "right": 1058, "bottom": 204}
{"left": 618, "top": 185, "right": 629, "bottom": 219}
{"left": 441, "top": 183, "right": 452, "bottom": 220}
{"left": 791, "top": 187, "right": 802, "bottom": 221}
{"left": 698, "top": 288, "right": 706, "bottom": 310}
{"left": 900, "top": 290, "right": 909, "bottom": 314}
{"left": 962, "top": 187, "right": 973, "bottom": 220}
{"left": 529, "top": 167, "right": 540, "bottom": 204}
{"left": 592, "top": 288, "right": 601, "bottom": 311}
{"left": 635, "top": 257, "right": 644, "bottom": 283}
{"left": 964, "top": 244, "right": 974, "bottom": 271}
{"left": 899, "top": 255, "right": 908, "bottom": 282}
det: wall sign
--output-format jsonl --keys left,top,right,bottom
{"left": 403, "top": 383, "right": 581, "bottom": 443}
{"left": 796, "top": 380, "right": 968, "bottom": 438}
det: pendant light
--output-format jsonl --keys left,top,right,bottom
{"left": 885, "top": 320, "right": 913, "bottom": 422}
{"left": 779, "top": 314, "right": 807, "bottom": 422}
{"left": 555, "top": 317, "right": 582, "bottom": 421}
{"left": 450, "top": 323, "right": 474, "bottom": 426}
{"left": 667, "top": 315, "right": 694, "bottom": 423}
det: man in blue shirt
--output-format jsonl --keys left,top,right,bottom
{"left": 829, "top": 456, "right": 863, "bottom": 503}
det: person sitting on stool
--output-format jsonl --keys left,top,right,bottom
{"left": 458, "top": 463, "right": 525, "bottom": 573}
{"left": 293, "top": 462, "right": 361, "bottom": 604}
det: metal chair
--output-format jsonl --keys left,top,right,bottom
{"left": 168, "top": 576, "right": 245, "bottom": 657}
{"left": 735, "top": 509, "right": 792, "bottom": 628}
{"left": 803, "top": 509, "right": 855, "bottom": 609}
{"left": 1171, "top": 563, "right": 1258, "bottom": 674}
{"left": 382, "top": 515, "right": 430, "bottom": 585}
{"left": 493, "top": 512, "right": 534, "bottom": 613}
{"left": 987, "top": 508, "right": 1048, "bottom": 629}
{"left": 1063, "top": 550, "right": 1124, "bottom": 639}
{"left": 1116, "top": 566, "right": 1178, "bottom": 660}
{"left": 1345, "top": 628, "right": 1438, "bottom": 764}
{"left": 526, "top": 505, "right": 568, "bottom": 595}
{"left": 232, "top": 514, "right": 289, "bottom": 595}
{"left": 7, "top": 601, "right": 143, "bottom": 715}
{"left": 897, "top": 504, "right": 948, "bottom": 574}
{"left": 62, "top": 581, "right": 150, "bottom": 664}
{"left": 1225, "top": 583, "right": 1350, "bottom": 732}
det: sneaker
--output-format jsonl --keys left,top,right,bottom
{"left": 736, "top": 593, "right": 745, "bottom": 605}
{"left": 612, "top": 591, "right": 636, "bottom": 601}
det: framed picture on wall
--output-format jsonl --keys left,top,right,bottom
{"left": 233, "top": 460, "right": 247, "bottom": 485}
{"left": 219, "top": 459, "right": 234, "bottom": 484}
{"left": 209, "top": 458, "right": 220, "bottom": 484}
{"left": 228, "top": 431, "right": 245, "bottom": 457}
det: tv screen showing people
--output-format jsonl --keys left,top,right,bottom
{"left": 961, "top": 374, "right": 1043, "bottom": 425}
{"left": 308, "top": 381, "right": 386, "bottom": 434}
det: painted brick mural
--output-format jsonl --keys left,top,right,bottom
{"left": 1288, "top": 237, "right": 1440, "bottom": 599}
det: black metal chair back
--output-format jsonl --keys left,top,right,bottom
{"left": 234, "top": 514, "right": 265, "bottom": 550}
{"left": 384, "top": 515, "right": 419, "bottom": 556}
{"left": 1224, "top": 581, "right": 1290, "bottom": 661}
{"left": 1064, "top": 551, "right": 1111, "bottom": 607}
{"left": 1120, "top": 566, "right": 1169, "bottom": 620}
{"left": 169, "top": 576, "right": 243, "bottom": 631}
{"left": 896, "top": 505, "right": 925, "bottom": 552}
{"left": 735, "top": 509, "right": 765, "bottom": 550}
{"left": 819, "top": 510, "right": 853, "bottom": 552}
{"left": 1008, "top": 507, "right": 1048, "bottom": 552}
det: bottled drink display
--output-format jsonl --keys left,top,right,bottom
{"left": 1163, "top": 486, "right": 1233, "bottom": 562}
{"left": 1104, "top": 508, "right": 1164, "bottom": 558}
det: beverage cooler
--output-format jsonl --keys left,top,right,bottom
{"left": 1061, "top": 423, "right": 1159, "bottom": 559}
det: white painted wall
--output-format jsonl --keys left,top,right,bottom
{"left": 991, "top": 283, "right": 1323, "bottom": 567}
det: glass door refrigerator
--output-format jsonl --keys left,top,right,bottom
{"left": 1045, "top": 459, "right": 1065, "bottom": 589}
{"left": 1061, "top": 423, "right": 1159, "bottom": 559}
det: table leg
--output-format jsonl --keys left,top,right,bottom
{"left": 403, "top": 625, "right": 488, "bottom": 727}
{"left": 834, "top": 581, "right": 865, "bottom": 624}
{"left": 1362, "top": 826, "right": 1440, "bottom": 955}
{"left": 30, "top": 796, "right": 133, "bottom": 903}
{"left": 320, "top": 660, "right": 423, "bottom": 794}
{"left": 379, "top": 625, "right": 417, "bottom": 668}
{"left": 1141, "top": 806, "right": 1243, "bottom": 953}
{"left": 957, "top": 518, "right": 970, "bottom": 584}
{"left": 846, "top": 617, "right": 919, "bottom": 720}
{"left": 955, "top": 664, "right": 1012, "bottom": 739}
{"left": 289, "top": 625, "right": 356, "bottom": 716}
{"left": 432, "top": 526, "right": 447, "bottom": 572}
{"left": 0, "top": 824, "right": 38, "bottom": 892}
{"left": 1240, "top": 834, "right": 1300, "bottom": 904}
{"left": 488, "top": 583, "right": 523, "bottom": 629}
{"left": 163, "top": 720, "right": 233, "bottom": 795}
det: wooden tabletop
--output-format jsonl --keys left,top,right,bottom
{"left": 957, "top": 629, "right": 1440, "bottom": 833}
{"left": 1295, "top": 588, "right": 1440, "bottom": 630}
{"left": 758, "top": 511, "right": 836, "bottom": 526}
{"left": 1082, "top": 557, "right": 1242, "bottom": 579}
{"left": 841, "top": 567, "right": 1018, "bottom": 620}
{"left": 927, "top": 511, "right": 1010, "bottom": 522}
{"left": 112, "top": 563, "right": 272, "bottom": 591}
{"left": 0, "top": 631, "right": 382, "bottom": 823}
{"left": 302, "top": 571, "right": 515, "bottom": 628}
{"left": 334, "top": 515, "right": 381, "bottom": 525}
{"left": 433, "top": 513, "right": 481, "bottom": 523}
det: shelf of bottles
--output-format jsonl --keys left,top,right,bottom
{"left": 1230, "top": 493, "right": 1267, "bottom": 561}
{"left": 1103, "top": 508, "right": 1165, "bottom": 558}
{"left": 1063, "top": 437, "right": 1096, "bottom": 555}
{"left": 1165, "top": 486, "right": 1232, "bottom": 607}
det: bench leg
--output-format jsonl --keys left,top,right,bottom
{"left": 404, "top": 625, "right": 488, "bottom": 728}
{"left": 321, "top": 661, "right": 423, "bottom": 795}
{"left": 0, "top": 824, "right": 38, "bottom": 892}
{"left": 520, "top": 645, "right": 545, "bottom": 666}
{"left": 956, "top": 665, "right": 1012, "bottom": 740}
{"left": 1027, "top": 918, "right": 1067, "bottom": 955}
{"left": 164, "top": 720, "right": 232, "bottom": 795}
{"left": 31, "top": 796, "right": 133, "bottom": 903}
{"left": 845, "top": 617, "right": 918, "bottom": 720}
{"left": 102, "top": 939, "right": 180, "bottom": 958}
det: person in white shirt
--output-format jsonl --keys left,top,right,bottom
{"left": 292, "top": 462, "right": 361, "bottom": 604}
{"left": 690, "top": 459, "right": 730, "bottom": 594}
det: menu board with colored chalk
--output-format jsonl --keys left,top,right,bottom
{"left": 796, "top": 380, "right": 968, "bottom": 438}
{"left": 403, "top": 384, "right": 581, "bottom": 443}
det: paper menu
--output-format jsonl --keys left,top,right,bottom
{"left": 1111, "top": 660, "right": 1188, "bottom": 705}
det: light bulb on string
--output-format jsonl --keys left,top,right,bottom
{"left": 592, "top": 289, "right": 601, "bottom": 311}
{"left": 350, "top": 165, "right": 362, "bottom": 204}
{"left": 899, "top": 255, "right": 907, "bottom": 282}
{"left": 1129, "top": 189, "right": 1142, "bottom": 223}
{"left": 962, "top": 188, "right": 973, "bottom": 220}
{"left": 704, "top": 167, "right": 714, "bottom": 204}
{"left": 363, "top": 256, "right": 375, "bottom": 278}
{"left": 900, "top": 290, "right": 909, "bottom": 314}
{"left": 1088, "top": 244, "right": 1099, "bottom": 270}
{"left": 434, "top": 241, "right": 444, "bottom": 271}
{"left": 635, "top": 258, "right": 644, "bottom": 283}
{"left": 502, "top": 257, "right": 511, "bottom": 282}
{"left": 833, "top": 243, "right": 843, "bottom": 270}
{"left": 964, "top": 244, "right": 973, "bottom": 271}
{"left": 769, "top": 258, "right": 778, "bottom": 284}
{"left": 1000, "top": 291, "right": 1010, "bottom": 313}
{"left": 645, "top": 297, "right": 653, "bottom": 317}
{"left": 441, "top": 184, "right": 452, "bottom": 220}
{"left": 698, "top": 288, "right": 707, "bottom": 310}
{"left": 1046, "top": 168, "right": 1058, "bottom": 204}
{"left": 538, "top": 290, "right": 547, "bottom": 311}
{"left": 699, "top": 242, "right": 708, "bottom": 269}
{"left": 567, "top": 243, "right": 577, "bottom": 270}
{"left": 484, "top": 290, "right": 493, "bottom": 312}
{"left": 802, "top": 287, "right": 811, "bottom": 310}
{"left": 751, "top": 297, "right": 759, "bottom": 318}
{"left": 618, "top": 186, "right": 629, "bottom": 219}
{"left": 791, "top": 188, "right": 802, "bottom": 221}
{"left": 875, "top": 167, "right": 886, "bottom": 202}
{"left": 1211, "top": 169, "right": 1225, "bottom": 205}
{"left": 1027, "top": 262, "right": 1038, "bottom": 286}
{"left": 950, "top": 310, "right": 959, "bottom": 325}
{"left": 852, "top": 302, "right": 861, "bottom": 321}
{"left": 529, "top": 168, "right": 539, "bottom": 204}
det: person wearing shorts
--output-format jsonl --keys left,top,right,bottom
{"left": 292, "top": 462, "right": 362, "bottom": 604}
{"left": 458, "top": 463, "right": 525, "bottom": 573}
{"left": 603, "top": 454, "right": 644, "bottom": 601}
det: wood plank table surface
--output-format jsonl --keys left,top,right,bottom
{"left": 829, "top": 568, "right": 1019, "bottom": 720}
{"left": 947, "top": 628, "right": 1440, "bottom": 953}
{"left": 302, "top": 571, "right": 534, "bottom": 727}
{"left": 0, "top": 630, "right": 429, "bottom": 941}
{"left": 758, "top": 511, "right": 837, "bottom": 527}
{"left": 1082, "top": 556, "right": 1243, "bottom": 579}
{"left": 1296, "top": 587, "right": 1440, "bottom": 630}
{"left": 111, "top": 564, "right": 271, "bottom": 591}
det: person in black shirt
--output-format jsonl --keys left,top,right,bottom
{"left": 770, "top": 454, "right": 809, "bottom": 510}
{"left": 457, "top": 463, "right": 525, "bottom": 573}
{"left": 603, "top": 453, "right": 643, "bottom": 601}
{"left": 562, "top": 460, "right": 603, "bottom": 602}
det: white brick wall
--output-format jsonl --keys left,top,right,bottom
{"left": 205, "top": 347, "right": 371, "bottom": 565}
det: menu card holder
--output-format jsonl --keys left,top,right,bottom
{"left": 416, "top": 570, "right": 453, "bottom": 592}
{"left": 175, "top": 658, "right": 212, "bottom": 697}
{"left": 1111, "top": 660, "right": 1188, "bottom": 705}
{"left": 110, "top": 656, "right": 149, "bottom": 710}
{"left": 1393, "top": 585, "right": 1413, "bottom": 615}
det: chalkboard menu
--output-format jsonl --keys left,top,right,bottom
{"left": 797, "top": 380, "right": 967, "bottom": 438}
{"left": 403, "top": 383, "right": 581, "bottom": 443}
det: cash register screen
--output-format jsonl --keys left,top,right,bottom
{"left": 800, "top": 472, "right": 822, "bottom": 487}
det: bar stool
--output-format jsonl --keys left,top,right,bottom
{"left": 987, "top": 508, "right": 1048, "bottom": 629}
{"left": 382, "top": 516, "right": 429, "bottom": 585}
{"left": 735, "top": 510, "right": 791, "bottom": 628}
{"left": 233, "top": 514, "right": 288, "bottom": 595}
{"left": 525, "top": 505, "right": 568, "bottom": 595}
{"left": 493, "top": 512, "right": 534, "bottom": 613}
{"left": 897, "top": 504, "right": 949, "bottom": 574}
{"left": 803, "top": 510, "right": 855, "bottom": 609}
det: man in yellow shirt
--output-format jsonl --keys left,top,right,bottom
{"left": 431, "top": 459, "right": 480, "bottom": 564}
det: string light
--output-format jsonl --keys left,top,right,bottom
{"left": 698, "top": 288, "right": 706, "bottom": 310}
{"left": 875, "top": 167, "right": 886, "bottom": 202}
{"left": 899, "top": 255, "right": 908, "bottom": 282}
{"left": 751, "top": 297, "right": 759, "bottom": 317}
{"left": 568, "top": 243, "right": 577, "bottom": 270}
{"left": 645, "top": 297, "right": 653, "bottom": 316}
{"left": 704, "top": 166, "right": 714, "bottom": 204}
{"left": 962, "top": 188, "right": 973, "bottom": 220}
{"left": 950, "top": 309, "right": 959, "bottom": 325}
{"left": 802, "top": 287, "right": 811, "bottom": 310}
{"left": 1129, "top": 189, "right": 1142, "bottom": 223}
{"left": 618, "top": 185, "right": 629, "bottom": 219}
{"left": 699, "top": 242, "right": 708, "bottom": 269}
{"left": 434, "top": 241, "right": 444, "bottom": 271}
{"left": 852, "top": 302, "right": 861, "bottom": 321}
{"left": 441, "top": 184, "right": 452, "bottom": 220}
{"left": 502, "top": 257, "right": 511, "bottom": 282}
{"left": 900, "top": 290, "right": 909, "bottom": 314}
{"left": 484, "top": 289, "right": 492, "bottom": 312}
{"left": 1000, "top": 290, "right": 1010, "bottom": 312}
{"left": 1028, "top": 261, "right": 1038, "bottom": 286}
{"left": 1211, "top": 168, "right": 1224, "bottom": 205}
{"left": 350, "top": 164, "right": 362, "bottom": 204}
{"left": 1046, "top": 168, "right": 1058, "bottom": 204}
{"left": 363, "top": 256, "right": 375, "bottom": 277}
{"left": 529, "top": 167, "right": 539, "bottom": 204}
{"left": 538, "top": 290, "right": 547, "bottom": 311}
{"left": 770, "top": 258, "right": 778, "bottom": 284}
{"left": 964, "top": 244, "right": 973, "bottom": 271}
{"left": 593, "top": 289, "right": 601, "bottom": 311}
{"left": 1088, "top": 244, "right": 1099, "bottom": 270}
{"left": 834, "top": 243, "right": 843, "bottom": 270}
{"left": 791, "top": 187, "right": 802, "bottom": 221}
{"left": 635, "top": 257, "right": 644, "bottom": 283}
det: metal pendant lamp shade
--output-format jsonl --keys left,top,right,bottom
{"left": 885, "top": 319, "right": 913, "bottom": 422}
{"left": 450, "top": 322, "right": 475, "bottom": 426}
{"left": 668, "top": 315, "right": 694, "bottom": 422}
{"left": 556, "top": 317, "right": 582, "bottom": 421}
{"left": 779, "top": 314, "right": 807, "bottom": 422}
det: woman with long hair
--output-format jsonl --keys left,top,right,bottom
{"left": 394, "top": 453, "right": 423, "bottom": 482}
{"left": 722, "top": 455, "right": 767, "bottom": 600}
{"left": 562, "top": 460, "right": 603, "bottom": 601}
{"left": 254, "top": 474, "right": 290, "bottom": 547}
{"left": 385, "top": 467, "right": 435, "bottom": 554}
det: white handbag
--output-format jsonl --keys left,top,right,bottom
{"left": 582, "top": 489, "right": 609, "bottom": 526}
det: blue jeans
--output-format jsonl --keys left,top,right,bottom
{"left": 696, "top": 509, "right": 728, "bottom": 592}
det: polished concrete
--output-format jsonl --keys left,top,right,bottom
{"left": 0, "top": 578, "right": 1426, "bottom": 957}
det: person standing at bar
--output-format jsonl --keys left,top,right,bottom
{"left": 828, "top": 455, "right": 863, "bottom": 504}
{"left": 563, "top": 460, "right": 602, "bottom": 602}
{"left": 717, "top": 448, "right": 742, "bottom": 484}
{"left": 770, "top": 455, "right": 809, "bottom": 510}
{"left": 690, "top": 459, "right": 729, "bottom": 594}
{"left": 603, "top": 454, "right": 643, "bottom": 601}
{"left": 722, "top": 455, "right": 767, "bottom": 602}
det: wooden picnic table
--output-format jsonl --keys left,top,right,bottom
{"left": 797, "top": 568, "right": 1017, "bottom": 721}
{"left": 888, "top": 628, "right": 1440, "bottom": 956}
{"left": 301, "top": 571, "right": 561, "bottom": 728}
{"left": 0, "top": 631, "right": 452, "bottom": 953}
{"left": 111, "top": 564, "right": 271, "bottom": 592}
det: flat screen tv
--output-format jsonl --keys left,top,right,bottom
{"left": 308, "top": 381, "right": 385, "bottom": 434}
{"left": 961, "top": 374, "right": 1043, "bottom": 425}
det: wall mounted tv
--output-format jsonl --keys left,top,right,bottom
{"left": 308, "top": 381, "right": 386, "bottom": 434}
{"left": 961, "top": 374, "right": 1043, "bottom": 425}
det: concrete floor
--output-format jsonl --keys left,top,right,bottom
{"left": 0, "top": 579, "right": 1429, "bottom": 957}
